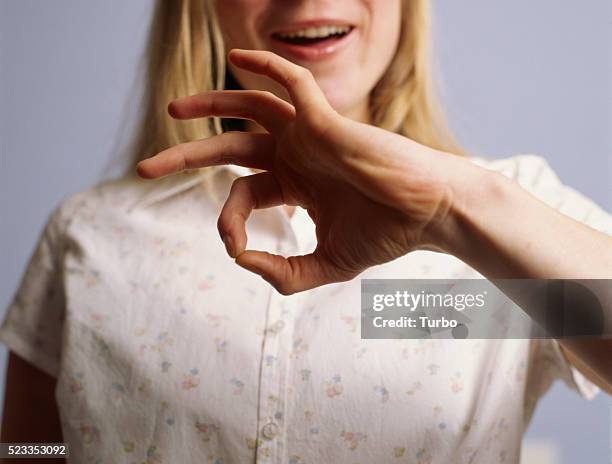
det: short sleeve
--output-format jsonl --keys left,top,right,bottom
{"left": 506, "top": 154, "right": 612, "bottom": 401}
{"left": 0, "top": 205, "right": 68, "bottom": 378}
{"left": 495, "top": 154, "right": 612, "bottom": 235}
{"left": 527, "top": 338, "right": 600, "bottom": 402}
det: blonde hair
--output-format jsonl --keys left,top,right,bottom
{"left": 112, "top": 0, "right": 461, "bottom": 183}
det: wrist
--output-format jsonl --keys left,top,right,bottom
{"left": 419, "top": 160, "right": 509, "bottom": 259}
{"left": 419, "top": 158, "right": 612, "bottom": 279}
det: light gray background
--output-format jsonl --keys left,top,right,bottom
{"left": 1, "top": 1, "right": 610, "bottom": 463}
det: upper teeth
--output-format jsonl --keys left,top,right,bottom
{"left": 276, "top": 25, "right": 351, "bottom": 39}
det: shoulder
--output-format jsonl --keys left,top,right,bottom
{"left": 47, "top": 175, "right": 148, "bottom": 232}
{"left": 41, "top": 174, "right": 163, "bottom": 253}
{"left": 50, "top": 170, "right": 209, "bottom": 229}
{"left": 42, "top": 170, "right": 219, "bottom": 260}
{"left": 468, "top": 154, "right": 612, "bottom": 235}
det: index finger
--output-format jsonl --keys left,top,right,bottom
{"left": 228, "top": 48, "right": 332, "bottom": 114}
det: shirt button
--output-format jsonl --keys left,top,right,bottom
{"left": 267, "top": 320, "right": 285, "bottom": 335}
{"left": 261, "top": 421, "right": 279, "bottom": 440}
{"left": 273, "top": 320, "right": 285, "bottom": 330}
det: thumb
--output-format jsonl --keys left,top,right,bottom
{"left": 235, "top": 249, "right": 351, "bottom": 295}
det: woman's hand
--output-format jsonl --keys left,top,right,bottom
{"left": 136, "top": 48, "right": 479, "bottom": 294}
{"left": 136, "top": 48, "right": 612, "bottom": 392}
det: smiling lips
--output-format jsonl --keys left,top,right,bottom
{"left": 269, "top": 21, "right": 356, "bottom": 62}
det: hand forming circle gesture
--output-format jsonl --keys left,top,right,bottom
{"left": 137, "top": 49, "right": 473, "bottom": 295}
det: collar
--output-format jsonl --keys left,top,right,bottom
{"left": 124, "top": 156, "right": 495, "bottom": 255}
{"left": 126, "top": 164, "right": 317, "bottom": 254}
{"left": 126, "top": 149, "right": 494, "bottom": 213}
{"left": 126, "top": 165, "right": 246, "bottom": 212}
{"left": 124, "top": 143, "right": 494, "bottom": 215}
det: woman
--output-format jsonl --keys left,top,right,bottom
{"left": 2, "top": 0, "right": 611, "bottom": 463}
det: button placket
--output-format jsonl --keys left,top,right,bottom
{"left": 276, "top": 205, "right": 315, "bottom": 257}
{"left": 253, "top": 205, "right": 310, "bottom": 461}
{"left": 276, "top": 239, "right": 294, "bottom": 255}
{"left": 289, "top": 206, "right": 317, "bottom": 255}
{"left": 261, "top": 421, "right": 280, "bottom": 440}
{"left": 275, "top": 219, "right": 298, "bottom": 256}
{"left": 257, "top": 291, "right": 297, "bottom": 462}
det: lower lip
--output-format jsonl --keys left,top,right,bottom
{"left": 269, "top": 29, "right": 356, "bottom": 62}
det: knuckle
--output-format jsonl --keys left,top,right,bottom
{"left": 228, "top": 176, "right": 252, "bottom": 203}
{"left": 216, "top": 214, "right": 230, "bottom": 237}
{"left": 217, "top": 132, "right": 236, "bottom": 160}
{"left": 206, "top": 94, "right": 219, "bottom": 115}
{"left": 173, "top": 145, "right": 189, "bottom": 170}
{"left": 305, "top": 109, "right": 335, "bottom": 138}
{"left": 275, "top": 280, "right": 295, "bottom": 296}
{"left": 280, "top": 257, "right": 301, "bottom": 295}
{"left": 231, "top": 175, "right": 248, "bottom": 192}
{"left": 283, "top": 74, "right": 299, "bottom": 90}
{"left": 284, "top": 67, "right": 308, "bottom": 89}
{"left": 261, "top": 55, "right": 274, "bottom": 73}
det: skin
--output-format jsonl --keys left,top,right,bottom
{"left": 214, "top": 0, "right": 401, "bottom": 122}
{"left": 1, "top": 353, "right": 65, "bottom": 464}
{"left": 138, "top": 49, "right": 612, "bottom": 392}
{"left": 3, "top": 0, "right": 611, "bottom": 448}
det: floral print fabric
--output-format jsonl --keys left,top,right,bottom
{"left": 1, "top": 154, "right": 610, "bottom": 463}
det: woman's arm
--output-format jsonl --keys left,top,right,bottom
{"left": 137, "top": 48, "right": 612, "bottom": 392}
{"left": 431, "top": 166, "right": 612, "bottom": 391}
{"left": 558, "top": 344, "right": 612, "bottom": 395}
{"left": 1, "top": 352, "right": 65, "bottom": 464}
{"left": 436, "top": 165, "right": 612, "bottom": 280}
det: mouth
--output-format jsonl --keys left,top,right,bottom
{"left": 271, "top": 24, "right": 354, "bottom": 46}
{"left": 269, "top": 21, "right": 356, "bottom": 62}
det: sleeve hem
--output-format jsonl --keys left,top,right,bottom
{"left": 0, "top": 325, "right": 60, "bottom": 379}
{"left": 549, "top": 338, "right": 600, "bottom": 401}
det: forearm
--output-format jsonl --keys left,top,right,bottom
{"left": 435, "top": 167, "right": 612, "bottom": 279}
{"left": 427, "top": 167, "right": 612, "bottom": 385}
{"left": 1, "top": 353, "right": 66, "bottom": 464}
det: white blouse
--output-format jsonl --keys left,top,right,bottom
{"left": 1, "top": 154, "right": 610, "bottom": 464}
